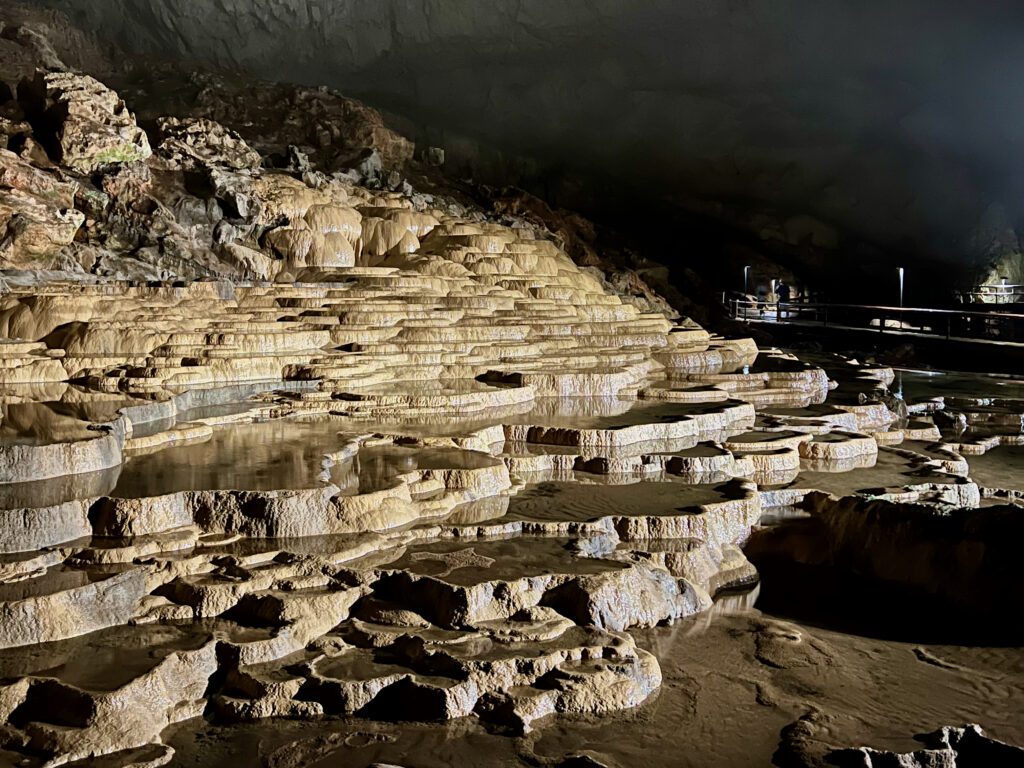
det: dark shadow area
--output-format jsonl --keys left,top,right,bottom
{"left": 747, "top": 517, "right": 1024, "bottom": 645}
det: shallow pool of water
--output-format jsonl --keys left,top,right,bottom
{"left": 967, "top": 445, "right": 1024, "bottom": 491}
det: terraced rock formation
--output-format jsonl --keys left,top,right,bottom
{"left": 0, "top": 26, "right": 1023, "bottom": 768}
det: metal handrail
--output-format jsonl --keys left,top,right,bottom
{"left": 726, "top": 296, "right": 1024, "bottom": 343}
{"left": 962, "top": 286, "right": 1024, "bottom": 303}
{"left": 734, "top": 300, "right": 1024, "bottom": 320}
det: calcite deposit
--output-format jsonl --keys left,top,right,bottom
{"left": 777, "top": 715, "right": 1024, "bottom": 768}
{"left": 0, "top": 22, "right": 1021, "bottom": 768}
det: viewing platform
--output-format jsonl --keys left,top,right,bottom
{"left": 728, "top": 298, "right": 1024, "bottom": 373}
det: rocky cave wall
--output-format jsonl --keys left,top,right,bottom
{"left": 37, "top": 0, "right": 1024, "bottom": 299}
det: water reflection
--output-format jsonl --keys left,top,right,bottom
{"left": 0, "top": 464, "right": 121, "bottom": 509}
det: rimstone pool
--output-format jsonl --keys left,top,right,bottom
{"left": 0, "top": 26, "right": 1021, "bottom": 764}
{"left": 1, "top": 345, "right": 1022, "bottom": 767}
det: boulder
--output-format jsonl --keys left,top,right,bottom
{"left": 19, "top": 70, "right": 151, "bottom": 174}
{"left": 153, "top": 116, "right": 262, "bottom": 171}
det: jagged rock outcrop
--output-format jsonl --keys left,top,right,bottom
{"left": 120, "top": 69, "right": 415, "bottom": 176}
{"left": 18, "top": 69, "right": 150, "bottom": 173}
{"left": 0, "top": 147, "right": 82, "bottom": 265}
{"left": 152, "top": 116, "right": 261, "bottom": 172}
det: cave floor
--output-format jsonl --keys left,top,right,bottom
{"left": 161, "top": 597, "right": 1024, "bottom": 768}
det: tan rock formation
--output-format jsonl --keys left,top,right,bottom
{"left": 19, "top": 70, "right": 151, "bottom": 174}
{"left": 0, "top": 149, "right": 82, "bottom": 266}
{"left": 0, "top": 56, "right": 1018, "bottom": 768}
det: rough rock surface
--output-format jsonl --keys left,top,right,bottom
{"left": 0, "top": 147, "right": 82, "bottom": 266}
{"left": 19, "top": 69, "right": 151, "bottom": 173}
{"left": 152, "top": 116, "right": 261, "bottom": 172}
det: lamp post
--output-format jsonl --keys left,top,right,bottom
{"left": 742, "top": 265, "right": 751, "bottom": 319}
{"left": 897, "top": 267, "right": 905, "bottom": 329}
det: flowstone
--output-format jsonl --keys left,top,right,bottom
{"left": 0, "top": 43, "right": 1020, "bottom": 768}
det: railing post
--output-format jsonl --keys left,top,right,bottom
{"left": 947, "top": 316, "right": 951, "bottom": 341}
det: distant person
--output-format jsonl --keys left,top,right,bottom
{"left": 777, "top": 280, "right": 791, "bottom": 318}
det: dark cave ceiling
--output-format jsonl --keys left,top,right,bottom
{"left": 44, "top": 0, "right": 1024, "bottom": 294}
